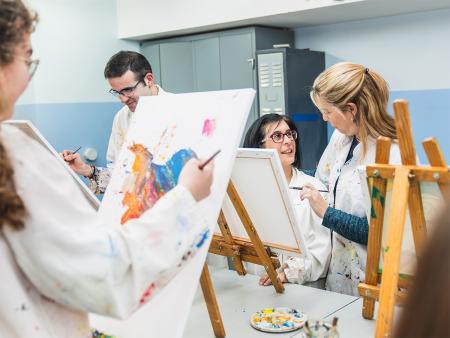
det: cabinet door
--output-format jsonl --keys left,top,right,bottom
{"left": 193, "top": 37, "right": 221, "bottom": 92}
{"left": 219, "top": 32, "right": 254, "bottom": 90}
{"left": 159, "top": 41, "right": 195, "bottom": 93}
{"left": 141, "top": 43, "right": 161, "bottom": 85}
{"left": 219, "top": 32, "right": 257, "bottom": 136}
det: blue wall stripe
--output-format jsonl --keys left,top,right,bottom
{"left": 325, "top": 88, "right": 450, "bottom": 164}
{"left": 13, "top": 102, "right": 123, "bottom": 167}
{"left": 389, "top": 89, "right": 450, "bottom": 164}
{"left": 12, "top": 88, "right": 450, "bottom": 170}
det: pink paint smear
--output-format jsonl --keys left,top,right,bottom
{"left": 202, "top": 118, "right": 216, "bottom": 137}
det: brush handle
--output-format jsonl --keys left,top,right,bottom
{"left": 289, "top": 186, "right": 328, "bottom": 193}
{"left": 198, "top": 149, "right": 221, "bottom": 170}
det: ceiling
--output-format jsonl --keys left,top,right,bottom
{"left": 131, "top": 0, "right": 450, "bottom": 41}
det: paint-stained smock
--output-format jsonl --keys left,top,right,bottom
{"left": 315, "top": 130, "right": 401, "bottom": 296}
{"left": 89, "top": 85, "right": 167, "bottom": 194}
{"left": 0, "top": 124, "right": 202, "bottom": 338}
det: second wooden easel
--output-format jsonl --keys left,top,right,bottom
{"left": 199, "top": 179, "right": 288, "bottom": 337}
{"left": 209, "top": 180, "right": 286, "bottom": 292}
{"left": 358, "top": 99, "right": 450, "bottom": 338}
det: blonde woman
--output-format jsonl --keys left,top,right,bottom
{"left": 300, "top": 62, "right": 401, "bottom": 295}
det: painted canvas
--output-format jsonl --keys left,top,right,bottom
{"left": 359, "top": 167, "right": 444, "bottom": 275}
{"left": 90, "top": 89, "right": 255, "bottom": 337}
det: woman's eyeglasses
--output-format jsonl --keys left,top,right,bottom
{"left": 27, "top": 59, "right": 39, "bottom": 79}
{"left": 20, "top": 58, "right": 39, "bottom": 80}
{"left": 262, "top": 130, "right": 298, "bottom": 143}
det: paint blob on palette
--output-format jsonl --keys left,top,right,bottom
{"left": 250, "top": 307, "right": 307, "bottom": 333}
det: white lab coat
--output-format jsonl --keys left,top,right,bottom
{"left": 90, "top": 85, "right": 167, "bottom": 194}
{"left": 316, "top": 130, "right": 401, "bottom": 295}
{"left": 0, "top": 124, "right": 201, "bottom": 338}
{"left": 237, "top": 167, "right": 331, "bottom": 286}
{"left": 282, "top": 168, "right": 331, "bottom": 284}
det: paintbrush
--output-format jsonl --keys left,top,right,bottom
{"left": 72, "top": 146, "right": 82, "bottom": 155}
{"left": 289, "top": 186, "right": 329, "bottom": 193}
{"left": 198, "top": 149, "right": 221, "bottom": 170}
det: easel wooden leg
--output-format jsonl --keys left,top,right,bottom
{"left": 361, "top": 176, "right": 387, "bottom": 319}
{"left": 361, "top": 137, "right": 391, "bottom": 319}
{"left": 217, "top": 210, "right": 246, "bottom": 275}
{"left": 408, "top": 182, "right": 427, "bottom": 256}
{"left": 227, "top": 181, "right": 285, "bottom": 293}
{"left": 200, "top": 264, "right": 226, "bottom": 338}
{"left": 422, "top": 137, "right": 450, "bottom": 198}
{"left": 375, "top": 167, "right": 410, "bottom": 338}
{"left": 394, "top": 100, "right": 427, "bottom": 257}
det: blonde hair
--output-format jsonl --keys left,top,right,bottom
{"left": 310, "top": 62, "right": 396, "bottom": 158}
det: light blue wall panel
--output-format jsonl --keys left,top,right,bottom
{"left": 389, "top": 89, "right": 450, "bottom": 163}
{"left": 13, "top": 102, "right": 122, "bottom": 167}
{"left": 323, "top": 89, "right": 450, "bottom": 164}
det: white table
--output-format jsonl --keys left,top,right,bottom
{"left": 183, "top": 269, "right": 359, "bottom": 338}
{"left": 312, "top": 298, "right": 403, "bottom": 338}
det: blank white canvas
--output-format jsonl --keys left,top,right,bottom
{"left": 220, "top": 148, "right": 308, "bottom": 256}
{"left": 90, "top": 89, "right": 255, "bottom": 338}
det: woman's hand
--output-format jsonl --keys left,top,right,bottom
{"left": 178, "top": 158, "right": 214, "bottom": 202}
{"left": 299, "top": 182, "right": 328, "bottom": 218}
{"left": 258, "top": 264, "right": 288, "bottom": 286}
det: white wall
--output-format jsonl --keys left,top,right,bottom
{"left": 116, "top": 0, "right": 361, "bottom": 39}
{"left": 295, "top": 9, "right": 450, "bottom": 91}
{"left": 294, "top": 9, "right": 450, "bottom": 162}
{"left": 20, "top": 0, "right": 140, "bottom": 105}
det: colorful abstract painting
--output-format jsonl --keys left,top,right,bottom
{"left": 91, "top": 89, "right": 255, "bottom": 338}
{"left": 120, "top": 141, "right": 196, "bottom": 224}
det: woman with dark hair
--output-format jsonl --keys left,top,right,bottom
{"left": 243, "top": 113, "right": 331, "bottom": 286}
{"left": 0, "top": 1, "right": 213, "bottom": 336}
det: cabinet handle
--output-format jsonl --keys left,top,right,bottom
{"left": 247, "top": 58, "right": 255, "bottom": 69}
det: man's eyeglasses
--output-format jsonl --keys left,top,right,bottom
{"left": 262, "top": 130, "right": 298, "bottom": 144}
{"left": 109, "top": 80, "right": 144, "bottom": 98}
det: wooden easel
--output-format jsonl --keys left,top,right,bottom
{"left": 199, "top": 264, "right": 226, "bottom": 338}
{"left": 209, "top": 180, "right": 285, "bottom": 292}
{"left": 358, "top": 99, "right": 450, "bottom": 338}
{"left": 198, "top": 179, "right": 287, "bottom": 337}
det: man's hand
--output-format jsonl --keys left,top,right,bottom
{"left": 60, "top": 150, "right": 92, "bottom": 177}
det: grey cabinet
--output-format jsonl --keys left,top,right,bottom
{"left": 140, "top": 26, "right": 294, "bottom": 134}
{"left": 193, "top": 37, "right": 221, "bottom": 91}
{"left": 140, "top": 43, "right": 161, "bottom": 85}
{"left": 160, "top": 42, "right": 194, "bottom": 93}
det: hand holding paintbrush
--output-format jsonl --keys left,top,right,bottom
{"left": 60, "top": 146, "right": 93, "bottom": 177}
{"left": 178, "top": 150, "right": 220, "bottom": 201}
{"left": 297, "top": 182, "right": 330, "bottom": 218}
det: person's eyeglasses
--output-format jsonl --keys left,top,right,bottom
{"left": 263, "top": 129, "right": 298, "bottom": 143}
{"left": 24, "top": 59, "right": 39, "bottom": 80}
{"left": 109, "top": 80, "right": 144, "bottom": 98}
